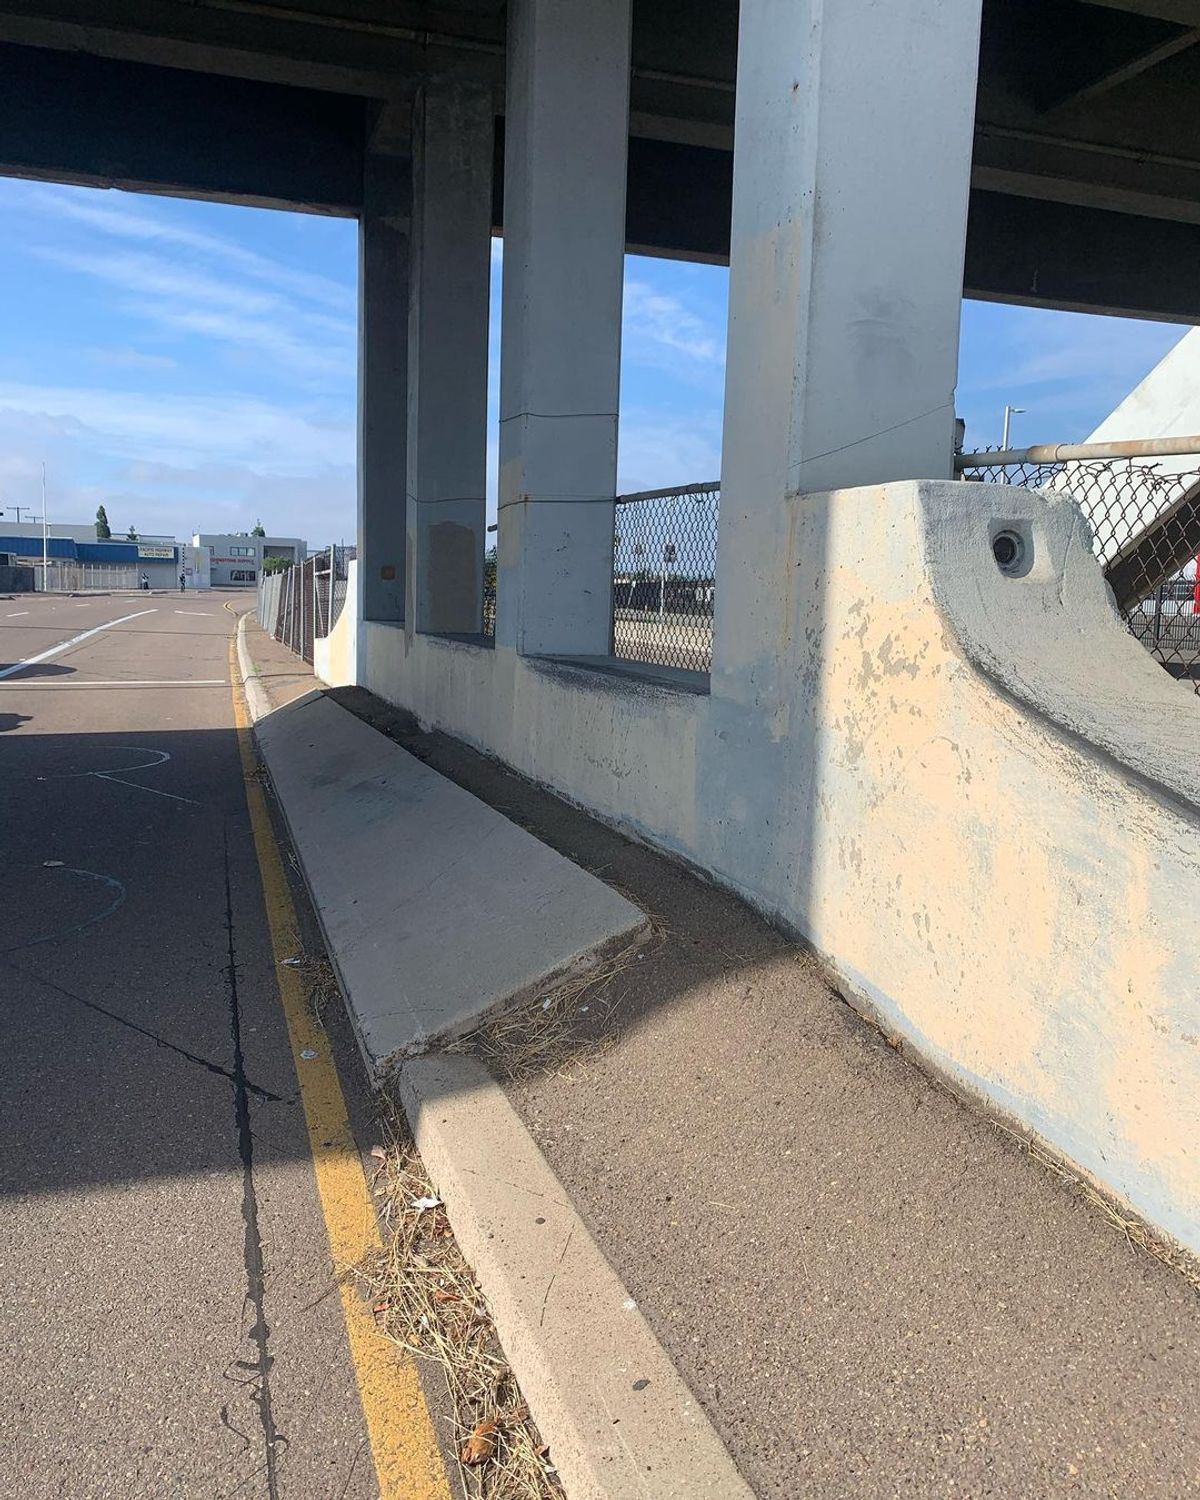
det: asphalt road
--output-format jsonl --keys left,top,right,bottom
{"left": 0, "top": 592, "right": 400, "bottom": 1499}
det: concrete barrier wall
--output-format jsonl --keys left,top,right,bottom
{"left": 313, "top": 565, "right": 359, "bottom": 687}
{"left": 361, "top": 479, "right": 1200, "bottom": 1254}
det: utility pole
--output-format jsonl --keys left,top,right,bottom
{"left": 1001, "top": 404, "right": 1026, "bottom": 450}
{"left": 0, "top": 503, "right": 33, "bottom": 525}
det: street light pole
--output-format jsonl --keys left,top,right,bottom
{"left": 41, "top": 462, "right": 48, "bottom": 591}
{"left": 1002, "top": 404, "right": 1026, "bottom": 450}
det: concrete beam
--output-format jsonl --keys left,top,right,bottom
{"left": 1078, "top": 0, "right": 1200, "bottom": 23}
{"left": 406, "top": 81, "right": 492, "bottom": 637}
{"left": 0, "top": 1, "right": 502, "bottom": 97}
{"left": 496, "top": 0, "right": 630, "bottom": 658}
{"left": 966, "top": 188, "right": 1200, "bottom": 322}
{"left": 0, "top": 40, "right": 364, "bottom": 213}
{"left": 1036, "top": 26, "right": 1200, "bottom": 115}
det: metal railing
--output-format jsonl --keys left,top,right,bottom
{"left": 958, "top": 438, "right": 1200, "bottom": 692}
{"left": 612, "top": 481, "right": 719, "bottom": 672}
{"left": 33, "top": 562, "right": 139, "bottom": 592}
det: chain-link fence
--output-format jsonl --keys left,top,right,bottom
{"left": 260, "top": 547, "right": 352, "bottom": 666}
{"left": 260, "top": 559, "right": 314, "bottom": 664}
{"left": 959, "top": 446, "right": 1200, "bottom": 692}
{"left": 482, "top": 543, "right": 497, "bottom": 641}
{"left": 612, "top": 481, "right": 719, "bottom": 672}
{"left": 313, "top": 544, "right": 351, "bottom": 639}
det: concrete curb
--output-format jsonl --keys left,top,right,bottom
{"left": 234, "top": 620, "right": 753, "bottom": 1500}
{"left": 236, "top": 610, "right": 273, "bottom": 725}
{"left": 400, "top": 1055, "right": 755, "bottom": 1500}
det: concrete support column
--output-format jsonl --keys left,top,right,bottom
{"left": 358, "top": 143, "right": 410, "bottom": 624}
{"left": 407, "top": 81, "right": 493, "bottom": 636}
{"left": 712, "top": 0, "right": 983, "bottom": 696}
{"left": 496, "top": 0, "right": 631, "bottom": 656}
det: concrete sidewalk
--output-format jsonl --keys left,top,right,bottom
{"left": 338, "top": 686, "right": 1200, "bottom": 1500}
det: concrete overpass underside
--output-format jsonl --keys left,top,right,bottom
{"left": 3, "top": 0, "right": 1200, "bottom": 321}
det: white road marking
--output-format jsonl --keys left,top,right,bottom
{"left": 0, "top": 609, "right": 156, "bottom": 681}
{"left": 5, "top": 611, "right": 29, "bottom": 617}
{"left": 174, "top": 611, "right": 212, "bottom": 616}
{"left": 46, "top": 747, "right": 200, "bottom": 806}
{"left": 95, "top": 771, "right": 198, "bottom": 805}
{"left": 0, "top": 678, "right": 226, "bottom": 689}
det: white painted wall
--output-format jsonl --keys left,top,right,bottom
{"left": 313, "top": 561, "right": 359, "bottom": 687}
{"left": 358, "top": 480, "right": 1200, "bottom": 1256}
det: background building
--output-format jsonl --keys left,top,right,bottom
{"left": 194, "top": 532, "right": 306, "bottom": 587}
{"left": 0, "top": 519, "right": 183, "bottom": 588}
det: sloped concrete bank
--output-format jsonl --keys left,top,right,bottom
{"left": 353, "top": 480, "right": 1200, "bottom": 1257}
{"left": 237, "top": 613, "right": 753, "bottom": 1500}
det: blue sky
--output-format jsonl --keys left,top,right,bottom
{"left": 0, "top": 177, "right": 1187, "bottom": 547}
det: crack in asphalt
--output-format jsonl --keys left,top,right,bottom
{"left": 0, "top": 959, "right": 286, "bottom": 1105}
{"left": 222, "top": 825, "right": 284, "bottom": 1498}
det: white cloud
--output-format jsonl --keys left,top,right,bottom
{"left": 623, "top": 280, "right": 725, "bottom": 370}
{"left": 84, "top": 346, "right": 178, "bottom": 373}
{"left": 0, "top": 381, "right": 354, "bottom": 544}
{"left": 34, "top": 245, "right": 354, "bottom": 383}
{"left": 617, "top": 409, "right": 723, "bottom": 494}
{"left": 20, "top": 184, "right": 355, "bottom": 315}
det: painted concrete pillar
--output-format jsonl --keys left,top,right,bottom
{"left": 497, "top": 0, "right": 631, "bottom": 656}
{"left": 358, "top": 146, "right": 410, "bottom": 625}
{"left": 712, "top": 0, "right": 983, "bottom": 697}
{"left": 406, "top": 81, "right": 493, "bottom": 636}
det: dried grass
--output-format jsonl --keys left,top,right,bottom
{"left": 279, "top": 951, "right": 341, "bottom": 1030}
{"left": 357, "top": 1099, "right": 564, "bottom": 1500}
{"left": 992, "top": 1118, "right": 1200, "bottom": 1295}
{"left": 447, "top": 925, "right": 660, "bottom": 1081}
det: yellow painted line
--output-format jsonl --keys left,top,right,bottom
{"left": 228, "top": 640, "right": 452, "bottom": 1500}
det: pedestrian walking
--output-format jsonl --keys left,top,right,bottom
{"left": 141, "top": 572, "right": 150, "bottom": 591}
{"left": 179, "top": 571, "right": 186, "bottom": 593}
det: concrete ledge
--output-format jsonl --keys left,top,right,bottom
{"left": 400, "top": 1054, "right": 754, "bottom": 1500}
{"left": 236, "top": 611, "right": 273, "bottom": 724}
{"left": 253, "top": 689, "right": 646, "bottom": 1062}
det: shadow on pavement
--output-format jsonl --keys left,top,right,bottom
{"left": 0, "top": 722, "right": 370, "bottom": 1205}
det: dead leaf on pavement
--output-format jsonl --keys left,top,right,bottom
{"left": 462, "top": 1418, "right": 498, "bottom": 1465}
